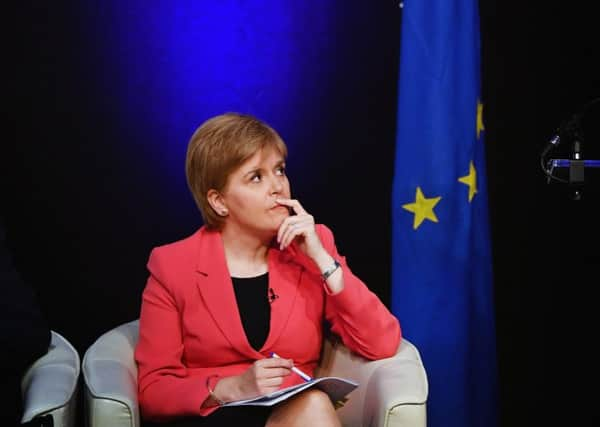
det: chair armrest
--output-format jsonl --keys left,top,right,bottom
{"left": 82, "top": 320, "right": 140, "bottom": 427}
{"left": 21, "top": 330, "right": 81, "bottom": 426}
{"left": 315, "top": 337, "right": 428, "bottom": 427}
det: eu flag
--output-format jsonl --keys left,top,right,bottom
{"left": 391, "top": 1, "right": 498, "bottom": 426}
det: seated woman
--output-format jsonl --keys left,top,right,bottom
{"left": 135, "top": 113, "right": 401, "bottom": 427}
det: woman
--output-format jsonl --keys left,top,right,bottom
{"left": 135, "top": 113, "right": 401, "bottom": 427}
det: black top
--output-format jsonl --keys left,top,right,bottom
{"left": 231, "top": 272, "right": 271, "bottom": 351}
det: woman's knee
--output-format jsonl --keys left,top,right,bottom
{"left": 267, "top": 389, "right": 340, "bottom": 427}
{"left": 300, "top": 389, "right": 336, "bottom": 412}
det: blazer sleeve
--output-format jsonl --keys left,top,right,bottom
{"left": 134, "top": 248, "right": 217, "bottom": 420}
{"left": 318, "top": 225, "right": 402, "bottom": 360}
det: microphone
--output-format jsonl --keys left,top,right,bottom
{"left": 541, "top": 134, "right": 561, "bottom": 158}
{"left": 541, "top": 133, "right": 564, "bottom": 184}
{"left": 268, "top": 288, "right": 279, "bottom": 303}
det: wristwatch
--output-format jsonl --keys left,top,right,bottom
{"left": 321, "top": 259, "right": 341, "bottom": 281}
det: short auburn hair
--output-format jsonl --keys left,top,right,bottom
{"left": 185, "top": 112, "right": 288, "bottom": 230}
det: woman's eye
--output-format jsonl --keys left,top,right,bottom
{"left": 276, "top": 166, "right": 286, "bottom": 175}
{"left": 251, "top": 173, "right": 261, "bottom": 182}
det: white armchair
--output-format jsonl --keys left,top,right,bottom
{"left": 20, "top": 330, "right": 81, "bottom": 427}
{"left": 82, "top": 320, "right": 428, "bottom": 427}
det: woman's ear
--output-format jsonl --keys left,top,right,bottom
{"left": 207, "top": 189, "right": 229, "bottom": 217}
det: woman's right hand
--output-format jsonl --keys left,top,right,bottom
{"left": 214, "top": 357, "right": 293, "bottom": 403}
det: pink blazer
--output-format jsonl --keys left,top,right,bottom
{"left": 134, "top": 224, "right": 401, "bottom": 420}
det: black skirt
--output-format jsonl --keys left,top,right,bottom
{"left": 141, "top": 405, "right": 273, "bottom": 427}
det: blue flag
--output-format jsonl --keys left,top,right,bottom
{"left": 391, "top": 1, "right": 498, "bottom": 426}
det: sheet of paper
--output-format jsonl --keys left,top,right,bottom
{"left": 221, "top": 376, "right": 359, "bottom": 407}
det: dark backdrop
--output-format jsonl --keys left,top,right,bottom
{"left": 481, "top": 2, "right": 599, "bottom": 425}
{"left": 5, "top": 1, "right": 600, "bottom": 426}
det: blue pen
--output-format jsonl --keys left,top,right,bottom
{"left": 270, "top": 352, "right": 313, "bottom": 382}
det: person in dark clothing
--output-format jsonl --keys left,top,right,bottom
{"left": 0, "top": 216, "right": 52, "bottom": 426}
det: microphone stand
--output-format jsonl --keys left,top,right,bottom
{"left": 547, "top": 142, "right": 600, "bottom": 200}
{"left": 541, "top": 98, "right": 600, "bottom": 200}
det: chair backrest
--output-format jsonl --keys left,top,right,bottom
{"left": 21, "top": 330, "right": 81, "bottom": 427}
{"left": 83, "top": 320, "right": 139, "bottom": 379}
{"left": 82, "top": 320, "right": 140, "bottom": 427}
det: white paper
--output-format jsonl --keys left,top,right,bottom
{"left": 221, "top": 376, "right": 359, "bottom": 407}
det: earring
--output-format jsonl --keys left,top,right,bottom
{"left": 221, "top": 209, "right": 228, "bottom": 216}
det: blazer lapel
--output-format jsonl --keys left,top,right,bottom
{"left": 261, "top": 245, "right": 304, "bottom": 351}
{"left": 194, "top": 229, "right": 259, "bottom": 358}
{"left": 193, "top": 229, "right": 308, "bottom": 356}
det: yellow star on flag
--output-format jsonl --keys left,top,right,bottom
{"left": 458, "top": 161, "right": 478, "bottom": 202}
{"left": 477, "top": 100, "right": 485, "bottom": 139}
{"left": 402, "top": 187, "right": 442, "bottom": 230}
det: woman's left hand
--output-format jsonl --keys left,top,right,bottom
{"left": 276, "top": 198, "right": 344, "bottom": 294}
{"left": 275, "top": 198, "right": 325, "bottom": 261}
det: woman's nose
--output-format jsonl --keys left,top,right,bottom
{"left": 269, "top": 174, "right": 284, "bottom": 194}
